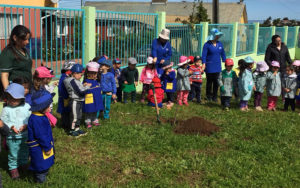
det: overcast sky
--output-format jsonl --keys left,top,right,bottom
{"left": 58, "top": 0, "right": 300, "bottom": 20}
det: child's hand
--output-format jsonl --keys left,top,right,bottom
{"left": 19, "top": 124, "right": 27, "bottom": 132}
{"left": 189, "top": 71, "right": 193, "bottom": 75}
{"left": 160, "top": 59, "right": 165, "bottom": 64}
{"left": 153, "top": 57, "right": 157, "bottom": 63}
{"left": 112, "top": 94, "right": 117, "bottom": 100}
{"left": 0, "top": 120, "right": 3, "bottom": 128}
{"left": 166, "top": 71, "right": 169, "bottom": 75}
{"left": 124, "top": 81, "right": 128, "bottom": 84}
{"left": 253, "top": 85, "right": 256, "bottom": 91}
{"left": 11, "top": 126, "right": 19, "bottom": 134}
{"left": 286, "top": 88, "right": 291, "bottom": 93}
{"left": 45, "top": 149, "right": 52, "bottom": 156}
{"left": 273, "top": 71, "right": 277, "bottom": 75}
{"left": 135, "top": 81, "right": 138, "bottom": 86}
{"left": 139, "top": 81, "right": 142, "bottom": 85}
{"left": 53, "top": 81, "right": 59, "bottom": 87}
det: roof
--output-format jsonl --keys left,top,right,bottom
{"left": 85, "top": 1, "right": 247, "bottom": 23}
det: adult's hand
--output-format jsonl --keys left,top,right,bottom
{"left": 202, "top": 64, "right": 206, "bottom": 71}
{"left": 1, "top": 72, "right": 9, "bottom": 89}
{"left": 160, "top": 59, "right": 165, "bottom": 64}
{"left": 153, "top": 57, "right": 157, "bottom": 63}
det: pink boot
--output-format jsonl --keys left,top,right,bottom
{"left": 177, "top": 91, "right": 183, "bottom": 106}
{"left": 183, "top": 90, "right": 189, "bottom": 106}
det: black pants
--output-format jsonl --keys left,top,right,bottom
{"left": 60, "top": 112, "right": 70, "bottom": 130}
{"left": 188, "top": 82, "right": 202, "bottom": 102}
{"left": 141, "top": 84, "right": 151, "bottom": 100}
{"left": 166, "top": 92, "right": 175, "bottom": 102}
{"left": 34, "top": 170, "right": 49, "bottom": 183}
{"left": 123, "top": 91, "right": 136, "bottom": 103}
{"left": 221, "top": 96, "right": 232, "bottom": 108}
{"left": 206, "top": 73, "right": 220, "bottom": 100}
{"left": 116, "top": 87, "right": 122, "bottom": 102}
{"left": 284, "top": 98, "right": 296, "bottom": 111}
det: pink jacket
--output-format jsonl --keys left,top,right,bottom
{"left": 140, "top": 67, "right": 158, "bottom": 84}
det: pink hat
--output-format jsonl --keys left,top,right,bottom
{"left": 178, "top": 56, "right": 188, "bottom": 66}
{"left": 271, "top": 61, "right": 280, "bottom": 68}
{"left": 87, "top": 61, "right": 100, "bottom": 72}
{"left": 292, "top": 60, "right": 300, "bottom": 67}
{"left": 36, "top": 66, "right": 54, "bottom": 78}
{"left": 256, "top": 61, "right": 269, "bottom": 72}
{"left": 147, "top": 57, "right": 154, "bottom": 64}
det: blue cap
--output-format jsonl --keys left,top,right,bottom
{"left": 100, "top": 60, "right": 113, "bottom": 68}
{"left": 5, "top": 83, "right": 25, "bottom": 99}
{"left": 71, "top": 64, "right": 84, "bottom": 73}
{"left": 30, "top": 90, "right": 55, "bottom": 112}
{"left": 207, "top": 28, "right": 223, "bottom": 41}
{"left": 97, "top": 56, "right": 108, "bottom": 64}
{"left": 113, "top": 58, "right": 122, "bottom": 64}
{"left": 244, "top": 56, "right": 255, "bottom": 64}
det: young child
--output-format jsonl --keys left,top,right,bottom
{"left": 161, "top": 61, "right": 176, "bottom": 108}
{"left": 147, "top": 77, "right": 164, "bottom": 108}
{"left": 188, "top": 56, "right": 204, "bottom": 103}
{"left": 140, "top": 57, "right": 158, "bottom": 103}
{"left": 13, "top": 77, "right": 32, "bottom": 105}
{"left": 64, "top": 64, "right": 91, "bottom": 136}
{"left": 238, "top": 56, "right": 255, "bottom": 111}
{"left": 57, "top": 60, "right": 77, "bottom": 129}
{"left": 253, "top": 61, "right": 269, "bottom": 111}
{"left": 112, "top": 58, "right": 122, "bottom": 102}
{"left": 27, "top": 90, "right": 55, "bottom": 183}
{"left": 233, "top": 59, "right": 244, "bottom": 103}
{"left": 266, "top": 61, "right": 281, "bottom": 111}
{"left": 0, "top": 83, "right": 31, "bottom": 179}
{"left": 31, "top": 66, "right": 54, "bottom": 95}
{"left": 121, "top": 57, "right": 139, "bottom": 103}
{"left": 83, "top": 62, "right": 104, "bottom": 127}
{"left": 44, "top": 68, "right": 58, "bottom": 95}
{"left": 100, "top": 60, "right": 117, "bottom": 119}
{"left": 218, "top": 58, "right": 237, "bottom": 110}
{"left": 282, "top": 65, "right": 297, "bottom": 111}
{"left": 177, "top": 56, "right": 191, "bottom": 106}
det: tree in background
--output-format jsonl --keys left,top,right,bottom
{"left": 260, "top": 16, "right": 300, "bottom": 27}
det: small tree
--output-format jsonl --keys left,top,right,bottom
{"left": 260, "top": 16, "right": 272, "bottom": 27}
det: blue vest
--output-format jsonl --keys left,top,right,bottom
{"left": 83, "top": 79, "right": 104, "bottom": 113}
{"left": 57, "top": 73, "right": 70, "bottom": 114}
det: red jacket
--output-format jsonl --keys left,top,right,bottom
{"left": 148, "top": 88, "right": 164, "bottom": 104}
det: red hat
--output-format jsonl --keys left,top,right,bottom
{"left": 35, "top": 66, "right": 55, "bottom": 78}
{"left": 188, "top": 56, "right": 194, "bottom": 64}
{"left": 225, "top": 58, "right": 234, "bottom": 66}
{"left": 152, "top": 77, "right": 162, "bottom": 88}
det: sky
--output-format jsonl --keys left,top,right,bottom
{"left": 58, "top": 0, "right": 300, "bottom": 21}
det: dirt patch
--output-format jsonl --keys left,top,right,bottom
{"left": 174, "top": 117, "right": 220, "bottom": 136}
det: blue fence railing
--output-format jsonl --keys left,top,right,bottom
{"left": 0, "top": 4, "right": 85, "bottom": 76}
{"left": 287, "top": 27, "right": 296, "bottom": 49}
{"left": 257, "top": 27, "right": 273, "bottom": 55}
{"left": 236, "top": 24, "right": 256, "bottom": 56}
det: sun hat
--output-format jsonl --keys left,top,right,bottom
{"left": 178, "top": 56, "right": 188, "bottom": 66}
{"left": 271, "top": 61, "right": 280, "bottom": 68}
{"left": 147, "top": 57, "right": 154, "bottom": 64}
{"left": 30, "top": 90, "right": 55, "bottom": 112}
{"left": 36, "top": 66, "right": 55, "bottom": 78}
{"left": 71, "top": 64, "right": 84, "bottom": 73}
{"left": 244, "top": 56, "right": 255, "bottom": 64}
{"left": 292, "top": 60, "right": 300, "bottom": 67}
{"left": 188, "top": 56, "right": 194, "bottom": 64}
{"left": 225, "top": 58, "right": 234, "bottom": 66}
{"left": 207, "top": 28, "right": 223, "bottom": 41}
{"left": 162, "top": 60, "right": 174, "bottom": 70}
{"left": 113, "top": 58, "right": 122, "bottom": 64}
{"left": 128, "top": 57, "right": 137, "bottom": 65}
{"left": 152, "top": 77, "right": 162, "bottom": 88}
{"left": 62, "top": 60, "right": 77, "bottom": 71}
{"left": 159, "top": 29, "right": 170, "bottom": 40}
{"left": 194, "top": 56, "right": 202, "bottom": 62}
{"left": 256, "top": 61, "right": 269, "bottom": 72}
{"left": 97, "top": 55, "right": 108, "bottom": 64}
{"left": 100, "top": 59, "right": 113, "bottom": 68}
{"left": 87, "top": 61, "right": 100, "bottom": 72}
{"left": 5, "top": 83, "right": 25, "bottom": 99}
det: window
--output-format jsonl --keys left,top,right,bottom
{"left": 107, "top": 25, "right": 117, "bottom": 37}
{"left": 0, "top": 13, "right": 22, "bottom": 39}
{"left": 57, "top": 21, "right": 68, "bottom": 37}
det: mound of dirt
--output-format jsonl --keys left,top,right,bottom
{"left": 174, "top": 117, "right": 220, "bottom": 136}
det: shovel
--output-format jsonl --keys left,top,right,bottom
{"left": 151, "top": 84, "right": 161, "bottom": 124}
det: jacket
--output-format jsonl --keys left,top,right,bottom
{"left": 282, "top": 73, "right": 297, "bottom": 99}
{"left": 57, "top": 73, "right": 70, "bottom": 114}
{"left": 177, "top": 67, "right": 191, "bottom": 91}
{"left": 148, "top": 88, "right": 164, "bottom": 104}
{"left": 140, "top": 67, "right": 158, "bottom": 84}
{"left": 161, "top": 70, "right": 177, "bottom": 93}
{"left": 101, "top": 72, "right": 117, "bottom": 94}
{"left": 189, "top": 65, "right": 203, "bottom": 83}
{"left": 121, "top": 67, "right": 139, "bottom": 85}
{"left": 218, "top": 69, "right": 237, "bottom": 97}
{"left": 265, "top": 42, "right": 292, "bottom": 72}
{"left": 202, "top": 41, "right": 226, "bottom": 73}
{"left": 151, "top": 39, "right": 172, "bottom": 76}
{"left": 253, "top": 71, "right": 267, "bottom": 93}
{"left": 238, "top": 69, "right": 254, "bottom": 101}
{"left": 83, "top": 79, "right": 104, "bottom": 113}
{"left": 266, "top": 71, "right": 281, "bottom": 97}
{"left": 64, "top": 77, "right": 90, "bottom": 101}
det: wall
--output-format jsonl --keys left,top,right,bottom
{"left": 0, "top": 0, "right": 57, "bottom": 7}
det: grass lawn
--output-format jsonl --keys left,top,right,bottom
{"left": 1, "top": 89, "right": 300, "bottom": 187}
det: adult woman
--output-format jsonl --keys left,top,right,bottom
{"left": 151, "top": 29, "right": 172, "bottom": 77}
{"left": 265, "top": 34, "right": 292, "bottom": 73}
{"left": 0, "top": 25, "right": 32, "bottom": 91}
{"left": 202, "top": 28, "right": 226, "bottom": 102}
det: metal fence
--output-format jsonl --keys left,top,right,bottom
{"left": 165, "top": 23, "right": 202, "bottom": 66}
{"left": 236, "top": 24, "right": 256, "bottom": 56}
{"left": 208, "top": 24, "right": 234, "bottom": 58}
{"left": 275, "top": 27, "right": 286, "bottom": 41}
{"left": 287, "top": 27, "right": 296, "bottom": 49}
{"left": 0, "top": 4, "right": 85, "bottom": 76}
{"left": 257, "top": 27, "right": 272, "bottom": 55}
{"left": 95, "top": 10, "right": 158, "bottom": 67}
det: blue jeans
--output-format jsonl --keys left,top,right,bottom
{"left": 7, "top": 137, "right": 29, "bottom": 170}
{"left": 102, "top": 94, "right": 112, "bottom": 119}
{"left": 35, "top": 170, "right": 49, "bottom": 183}
{"left": 221, "top": 96, "right": 231, "bottom": 108}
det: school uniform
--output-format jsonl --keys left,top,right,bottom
{"left": 218, "top": 70, "right": 237, "bottom": 108}
{"left": 161, "top": 70, "right": 177, "bottom": 102}
{"left": 266, "top": 71, "right": 281, "bottom": 109}
{"left": 253, "top": 72, "right": 267, "bottom": 107}
{"left": 121, "top": 67, "right": 139, "bottom": 103}
{"left": 238, "top": 69, "right": 254, "bottom": 108}
{"left": 57, "top": 73, "right": 71, "bottom": 129}
{"left": 282, "top": 73, "right": 297, "bottom": 111}
{"left": 101, "top": 72, "right": 117, "bottom": 119}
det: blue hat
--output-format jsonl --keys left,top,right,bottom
{"left": 162, "top": 60, "right": 174, "bottom": 70}
{"left": 100, "top": 60, "right": 112, "bottom": 68}
{"left": 113, "top": 58, "right": 122, "bottom": 64}
{"left": 207, "top": 28, "right": 223, "bottom": 41}
{"left": 71, "top": 64, "right": 84, "bottom": 73}
{"left": 244, "top": 56, "right": 255, "bottom": 64}
{"left": 30, "top": 90, "right": 55, "bottom": 112}
{"left": 5, "top": 83, "right": 25, "bottom": 99}
{"left": 97, "top": 56, "right": 108, "bottom": 64}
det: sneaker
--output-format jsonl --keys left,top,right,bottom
{"left": 225, "top": 107, "right": 230, "bottom": 111}
{"left": 86, "top": 124, "right": 92, "bottom": 129}
{"left": 92, "top": 121, "right": 101, "bottom": 127}
{"left": 183, "top": 102, "right": 189, "bottom": 106}
{"left": 255, "top": 106, "right": 263, "bottom": 111}
{"left": 140, "top": 99, "right": 145, "bottom": 103}
{"left": 240, "top": 107, "right": 247, "bottom": 111}
{"left": 10, "top": 168, "right": 20, "bottom": 179}
{"left": 212, "top": 97, "right": 218, "bottom": 102}
{"left": 69, "top": 130, "right": 80, "bottom": 137}
{"left": 272, "top": 107, "right": 276, "bottom": 111}
{"left": 178, "top": 102, "right": 183, "bottom": 106}
{"left": 76, "top": 129, "right": 87, "bottom": 136}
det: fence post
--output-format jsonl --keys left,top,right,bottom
{"left": 294, "top": 26, "right": 299, "bottom": 48}
{"left": 283, "top": 26, "right": 288, "bottom": 44}
{"left": 253, "top": 22, "right": 260, "bottom": 55}
{"left": 200, "top": 22, "right": 208, "bottom": 53}
{"left": 231, "top": 22, "right": 239, "bottom": 58}
{"left": 156, "top": 12, "right": 166, "bottom": 38}
{"left": 271, "top": 26, "right": 276, "bottom": 36}
{"left": 83, "top": 6, "right": 96, "bottom": 66}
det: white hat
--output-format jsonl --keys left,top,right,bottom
{"left": 159, "top": 29, "right": 170, "bottom": 40}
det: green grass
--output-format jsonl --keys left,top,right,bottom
{"left": 1, "top": 91, "right": 300, "bottom": 187}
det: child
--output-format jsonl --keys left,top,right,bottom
{"left": 282, "top": 65, "right": 297, "bottom": 111}
{"left": 188, "top": 56, "right": 204, "bottom": 103}
{"left": 83, "top": 62, "right": 104, "bottom": 127}
{"left": 112, "top": 58, "right": 122, "bottom": 102}
{"left": 64, "top": 64, "right": 91, "bottom": 136}
{"left": 27, "top": 90, "right": 55, "bottom": 183}
{"left": 253, "top": 61, "right": 269, "bottom": 111}
{"left": 140, "top": 57, "right": 158, "bottom": 103}
{"left": 44, "top": 68, "right": 58, "bottom": 94}
{"left": 218, "top": 58, "right": 237, "bottom": 110}
{"left": 0, "top": 83, "right": 31, "bottom": 179}
{"left": 99, "top": 60, "right": 117, "bottom": 119}
{"left": 187, "top": 56, "right": 194, "bottom": 67}
{"left": 57, "top": 60, "right": 77, "bottom": 129}
{"left": 177, "top": 56, "right": 191, "bottom": 106}
{"left": 32, "top": 66, "right": 54, "bottom": 95}
{"left": 13, "top": 77, "right": 32, "bottom": 105}
{"left": 266, "top": 61, "right": 281, "bottom": 111}
{"left": 148, "top": 77, "right": 164, "bottom": 108}
{"left": 238, "top": 56, "right": 255, "bottom": 111}
{"left": 121, "top": 57, "right": 139, "bottom": 103}
{"left": 293, "top": 60, "right": 300, "bottom": 108}
{"left": 161, "top": 61, "right": 176, "bottom": 108}
{"left": 233, "top": 59, "right": 243, "bottom": 103}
